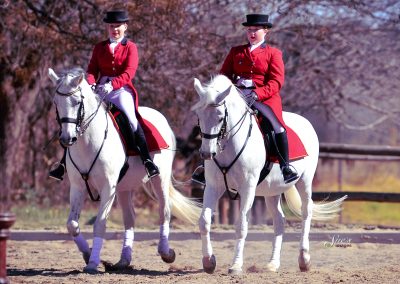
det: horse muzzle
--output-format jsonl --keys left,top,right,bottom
{"left": 60, "top": 136, "right": 77, "bottom": 147}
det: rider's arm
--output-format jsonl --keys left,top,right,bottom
{"left": 110, "top": 41, "right": 139, "bottom": 90}
{"left": 254, "top": 47, "right": 284, "bottom": 102}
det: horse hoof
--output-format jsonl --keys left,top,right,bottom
{"left": 160, "top": 248, "right": 176, "bottom": 263}
{"left": 202, "top": 255, "right": 216, "bottom": 274}
{"left": 266, "top": 261, "right": 279, "bottom": 272}
{"left": 110, "top": 258, "right": 131, "bottom": 271}
{"left": 228, "top": 263, "right": 242, "bottom": 275}
{"left": 83, "top": 262, "right": 99, "bottom": 274}
{"left": 298, "top": 249, "right": 311, "bottom": 272}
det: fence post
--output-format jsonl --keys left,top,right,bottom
{"left": 0, "top": 212, "right": 16, "bottom": 284}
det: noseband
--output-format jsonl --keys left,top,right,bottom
{"left": 200, "top": 101, "right": 228, "bottom": 145}
{"left": 55, "top": 86, "right": 85, "bottom": 134}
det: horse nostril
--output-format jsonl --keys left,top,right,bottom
{"left": 71, "top": 137, "right": 77, "bottom": 143}
{"left": 200, "top": 151, "right": 214, "bottom": 160}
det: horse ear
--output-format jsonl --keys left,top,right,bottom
{"left": 194, "top": 78, "right": 205, "bottom": 97}
{"left": 71, "top": 73, "right": 84, "bottom": 87}
{"left": 48, "top": 68, "right": 59, "bottom": 85}
{"left": 215, "top": 85, "right": 232, "bottom": 104}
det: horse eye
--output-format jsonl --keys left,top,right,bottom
{"left": 71, "top": 100, "right": 80, "bottom": 107}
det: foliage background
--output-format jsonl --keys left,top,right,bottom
{"left": 0, "top": 0, "right": 399, "bottom": 224}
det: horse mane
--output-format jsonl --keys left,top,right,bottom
{"left": 192, "top": 75, "right": 235, "bottom": 110}
{"left": 61, "top": 67, "right": 85, "bottom": 77}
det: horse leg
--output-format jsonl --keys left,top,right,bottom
{"left": 66, "top": 186, "right": 91, "bottom": 265}
{"left": 228, "top": 187, "right": 256, "bottom": 275}
{"left": 112, "top": 190, "right": 135, "bottom": 269}
{"left": 199, "top": 186, "right": 224, "bottom": 274}
{"left": 84, "top": 186, "right": 117, "bottom": 274}
{"left": 149, "top": 176, "right": 175, "bottom": 263}
{"left": 265, "top": 195, "right": 285, "bottom": 272}
{"left": 296, "top": 182, "right": 313, "bottom": 272}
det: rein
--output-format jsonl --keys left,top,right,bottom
{"left": 213, "top": 110, "right": 253, "bottom": 199}
{"left": 55, "top": 84, "right": 110, "bottom": 202}
{"left": 67, "top": 110, "right": 109, "bottom": 202}
{"left": 200, "top": 98, "right": 254, "bottom": 199}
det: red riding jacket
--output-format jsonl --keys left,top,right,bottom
{"left": 220, "top": 42, "right": 285, "bottom": 125}
{"left": 86, "top": 38, "right": 139, "bottom": 108}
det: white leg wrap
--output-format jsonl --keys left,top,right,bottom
{"left": 232, "top": 238, "right": 245, "bottom": 266}
{"left": 73, "top": 233, "right": 90, "bottom": 253}
{"left": 121, "top": 229, "right": 134, "bottom": 261}
{"left": 271, "top": 234, "right": 283, "bottom": 263}
{"left": 201, "top": 233, "right": 213, "bottom": 257}
{"left": 158, "top": 223, "right": 170, "bottom": 254}
{"left": 89, "top": 237, "right": 103, "bottom": 266}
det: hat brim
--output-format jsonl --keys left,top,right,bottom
{"left": 103, "top": 18, "right": 129, "bottom": 23}
{"left": 242, "top": 22, "right": 273, "bottom": 28}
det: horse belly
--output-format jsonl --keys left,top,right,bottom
{"left": 255, "top": 165, "right": 292, "bottom": 197}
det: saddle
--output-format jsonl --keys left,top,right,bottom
{"left": 256, "top": 116, "right": 308, "bottom": 184}
{"left": 108, "top": 105, "right": 169, "bottom": 156}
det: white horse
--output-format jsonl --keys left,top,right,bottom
{"left": 48, "top": 67, "right": 201, "bottom": 273}
{"left": 192, "top": 75, "right": 347, "bottom": 274}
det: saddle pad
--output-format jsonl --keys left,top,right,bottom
{"left": 259, "top": 123, "right": 308, "bottom": 164}
{"left": 285, "top": 126, "right": 308, "bottom": 162}
{"left": 109, "top": 110, "right": 169, "bottom": 156}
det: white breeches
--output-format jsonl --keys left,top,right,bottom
{"left": 99, "top": 76, "right": 138, "bottom": 131}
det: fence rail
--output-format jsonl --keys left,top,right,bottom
{"left": 311, "top": 192, "right": 400, "bottom": 203}
{"left": 320, "top": 143, "right": 400, "bottom": 156}
{"left": 317, "top": 142, "right": 400, "bottom": 203}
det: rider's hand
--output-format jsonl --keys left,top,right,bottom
{"left": 237, "top": 78, "right": 254, "bottom": 89}
{"left": 98, "top": 82, "right": 113, "bottom": 95}
{"left": 242, "top": 90, "right": 258, "bottom": 105}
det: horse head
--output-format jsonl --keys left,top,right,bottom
{"left": 192, "top": 75, "right": 234, "bottom": 159}
{"left": 49, "top": 67, "right": 89, "bottom": 147}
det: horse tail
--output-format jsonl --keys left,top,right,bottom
{"left": 168, "top": 183, "right": 202, "bottom": 225}
{"left": 284, "top": 186, "right": 348, "bottom": 221}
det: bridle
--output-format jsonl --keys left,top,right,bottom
{"left": 200, "top": 100, "right": 251, "bottom": 152}
{"left": 200, "top": 101, "right": 228, "bottom": 150}
{"left": 54, "top": 82, "right": 110, "bottom": 202}
{"left": 56, "top": 86, "right": 86, "bottom": 135}
{"left": 199, "top": 96, "right": 254, "bottom": 198}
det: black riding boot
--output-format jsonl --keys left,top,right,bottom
{"left": 132, "top": 123, "right": 160, "bottom": 178}
{"left": 49, "top": 148, "right": 67, "bottom": 181}
{"left": 274, "top": 131, "right": 299, "bottom": 183}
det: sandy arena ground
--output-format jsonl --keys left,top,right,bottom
{"left": 5, "top": 227, "right": 400, "bottom": 283}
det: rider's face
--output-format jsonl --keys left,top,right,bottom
{"left": 246, "top": 26, "right": 268, "bottom": 45}
{"left": 108, "top": 23, "right": 127, "bottom": 40}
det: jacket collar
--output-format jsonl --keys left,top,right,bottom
{"left": 104, "top": 37, "right": 129, "bottom": 45}
{"left": 249, "top": 41, "right": 267, "bottom": 55}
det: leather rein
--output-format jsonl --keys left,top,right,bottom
{"left": 55, "top": 85, "right": 109, "bottom": 202}
{"left": 200, "top": 100, "right": 254, "bottom": 199}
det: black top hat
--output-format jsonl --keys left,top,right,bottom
{"left": 103, "top": 10, "right": 129, "bottom": 23}
{"left": 242, "top": 14, "right": 273, "bottom": 28}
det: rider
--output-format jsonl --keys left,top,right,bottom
{"left": 192, "top": 13, "right": 298, "bottom": 184}
{"left": 49, "top": 9, "right": 159, "bottom": 180}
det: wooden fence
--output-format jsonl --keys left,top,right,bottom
{"left": 317, "top": 142, "right": 400, "bottom": 202}
{"left": 214, "top": 143, "right": 400, "bottom": 224}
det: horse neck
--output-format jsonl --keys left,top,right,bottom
{"left": 80, "top": 93, "right": 109, "bottom": 141}
{"left": 223, "top": 98, "right": 252, "bottom": 147}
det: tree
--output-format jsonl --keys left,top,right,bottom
{"left": 0, "top": 0, "right": 399, "bottom": 208}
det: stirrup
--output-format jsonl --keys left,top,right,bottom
{"left": 143, "top": 159, "right": 159, "bottom": 178}
{"left": 191, "top": 165, "right": 205, "bottom": 186}
{"left": 48, "top": 162, "right": 65, "bottom": 181}
{"left": 282, "top": 164, "right": 298, "bottom": 184}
